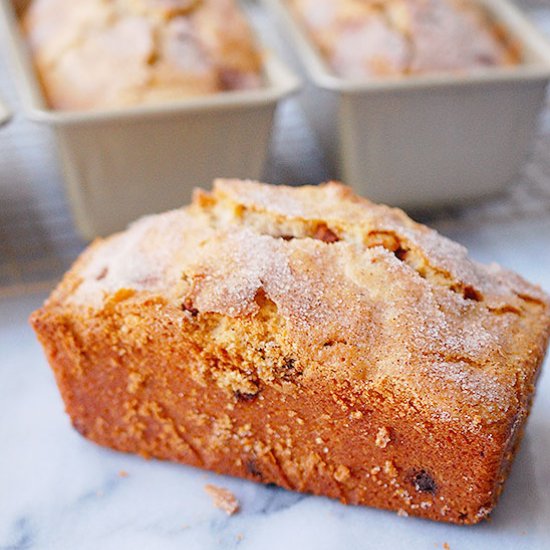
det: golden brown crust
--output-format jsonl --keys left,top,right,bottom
{"left": 31, "top": 180, "right": 550, "bottom": 524}
{"left": 287, "top": 0, "right": 520, "bottom": 79}
{"left": 22, "top": 0, "right": 262, "bottom": 110}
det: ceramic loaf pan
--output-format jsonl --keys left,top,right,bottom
{"left": 263, "top": 0, "right": 550, "bottom": 209}
{"left": 0, "top": 0, "right": 300, "bottom": 239}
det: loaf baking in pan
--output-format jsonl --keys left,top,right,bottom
{"left": 262, "top": 0, "right": 550, "bottom": 209}
{"left": 288, "top": 0, "right": 519, "bottom": 79}
{"left": 2, "top": 1, "right": 299, "bottom": 239}
{"left": 31, "top": 180, "right": 550, "bottom": 523}
{"left": 21, "top": 0, "right": 263, "bottom": 110}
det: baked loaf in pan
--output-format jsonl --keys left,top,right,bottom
{"left": 21, "top": 0, "right": 262, "bottom": 110}
{"left": 31, "top": 180, "right": 550, "bottom": 523}
{"left": 288, "top": 0, "right": 519, "bottom": 79}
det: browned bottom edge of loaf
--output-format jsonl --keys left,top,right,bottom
{"left": 30, "top": 306, "right": 544, "bottom": 525}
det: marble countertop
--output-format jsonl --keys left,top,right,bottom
{"left": 2, "top": 215, "right": 550, "bottom": 550}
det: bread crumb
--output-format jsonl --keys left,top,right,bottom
{"left": 236, "top": 533, "right": 244, "bottom": 542}
{"left": 127, "top": 371, "right": 144, "bottom": 394}
{"left": 443, "top": 543, "right": 451, "bottom": 550}
{"left": 375, "top": 427, "right": 391, "bottom": 448}
{"left": 334, "top": 464, "right": 351, "bottom": 483}
{"left": 204, "top": 484, "right": 240, "bottom": 515}
{"left": 118, "top": 470, "right": 129, "bottom": 478}
{"left": 383, "top": 460, "right": 398, "bottom": 478}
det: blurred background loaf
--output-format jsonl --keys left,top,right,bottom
{"left": 288, "top": 0, "right": 520, "bottom": 78}
{"left": 21, "top": 0, "right": 263, "bottom": 110}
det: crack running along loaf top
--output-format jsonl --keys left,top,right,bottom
{"left": 21, "top": 0, "right": 263, "bottom": 110}
{"left": 287, "top": 0, "right": 520, "bottom": 78}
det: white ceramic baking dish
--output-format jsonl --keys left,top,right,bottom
{"left": 262, "top": 0, "right": 550, "bottom": 209}
{"left": 0, "top": 0, "right": 300, "bottom": 239}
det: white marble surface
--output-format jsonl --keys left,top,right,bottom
{"left": 1, "top": 216, "right": 550, "bottom": 550}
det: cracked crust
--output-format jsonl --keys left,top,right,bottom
{"left": 21, "top": 0, "right": 262, "bottom": 110}
{"left": 31, "top": 180, "right": 550, "bottom": 524}
{"left": 288, "top": 0, "right": 520, "bottom": 78}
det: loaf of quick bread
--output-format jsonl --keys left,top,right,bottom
{"left": 22, "top": 0, "right": 262, "bottom": 110}
{"left": 31, "top": 180, "right": 550, "bottom": 524}
{"left": 288, "top": 0, "right": 519, "bottom": 78}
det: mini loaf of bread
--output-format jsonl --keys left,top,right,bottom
{"left": 31, "top": 180, "right": 550, "bottom": 524}
{"left": 22, "top": 0, "right": 262, "bottom": 110}
{"left": 288, "top": 0, "right": 519, "bottom": 78}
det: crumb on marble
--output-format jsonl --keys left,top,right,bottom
{"left": 118, "top": 470, "right": 129, "bottom": 478}
{"left": 205, "top": 484, "right": 240, "bottom": 515}
{"left": 443, "top": 543, "right": 451, "bottom": 550}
